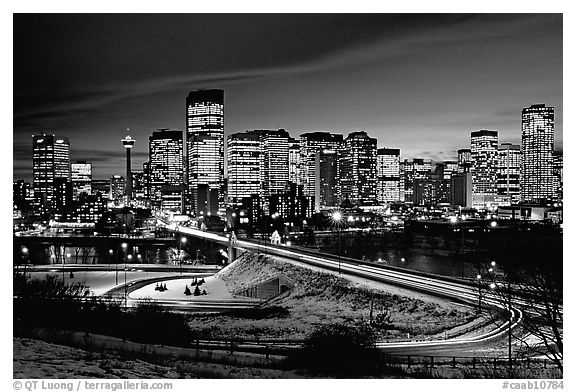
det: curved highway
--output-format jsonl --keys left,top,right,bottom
{"left": 160, "top": 223, "right": 524, "bottom": 355}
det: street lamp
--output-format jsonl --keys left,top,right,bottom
{"left": 332, "top": 211, "right": 342, "bottom": 274}
{"left": 116, "top": 242, "right": 128, "bottom": 285}
{"left": 108, "top": 249, "right": 113, "bottom": 270}
{"left": 125, "top": 254, "right": 132, "bottom": 307}
{"left": 21, "top": 247, "right": 29, "bottom": 275}
{"left": 179, "top": 237, "right": 187, "bottom": 275}
{"left": 476, "top": 274, "right": 482, "bottom": 312}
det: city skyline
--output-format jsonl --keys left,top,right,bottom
{"left": 14, "top": 14, "right": 562, "bottom": 181}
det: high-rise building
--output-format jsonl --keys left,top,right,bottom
{"left": 186, "top": 89, "right": 224, "bottom": 215}
{"left": 450, "top": 172, "right": 473, "bottom": 207}
{"left": 74, "top": 192, "right": 106, "bottom": 223}
{"left": 258, "top": 129, "right": 290, "bottom": 196}
{"left": 71, "top": 161, "right": 92, "bottom": 198}
{"left": 227, "top": 131, "right": 261, "bottom": 202}
{"left": 110, "top": 175, "right": 125, "bottom": 201}
{"left": 471, "top": 130, "right": 499, "bottom": 209}
{"left": 131, "top": 170, "right": 147, "bottom": 202}
{"left": 400, "top": 158, "right": 432, "bottom": 203}
{"left": 300, "top": 132, "right": 343, "bottom": 202}
{"left": 437, "top": 161, "right": 459, "bottom": 180}
{"left": 413, "top": 178, "right": 450, "bottom": 206}
{"left": 496, "top": 143, "right": 521, "bottom": 206}
{"left": 288, "top": 137, "right": 302, "bottom": 185}
{"left": 13, "top": 180, "right": 33, "bottom": 213}
{"left": 521, "top": 104, "right": 555, "bottom": 202}
{"left": 457, "top": 148, "right": 472, "bottom": 173}
{"left": 376, "top": 148, "right": 401, "bottom": 203}
{"left": 339, "top": 131, "right": 378, "bottom": 206}
{"left": 315, "top": 148, "right": 339, "bottom": 209}
{"left": 552, "top": 151, "right": 563, "bottom": 202}
{"left": 121, "top": 134, "right": 135, "bottom": 201}
{"left": 268, "top": 183, "right": 314, "bottom": 225}
{"left": 32, "top": 133, "right": 70, "bottom": 210}
{"left": 149, "top": 129, "right": 184, "bottom": 210}
{"left": 142, "top": 161, "right": 151, "bottom": 199}
{"left": 53, "top": 178, "right": 74, "bottom": 221}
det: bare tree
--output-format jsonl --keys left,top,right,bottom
{"left": 483, "top": 261, "right": 562, "bottom": 374}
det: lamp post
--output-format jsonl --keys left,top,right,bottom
{"left": 179, "top": 237, "right": 187, "bottom": 275}
{"left": 476, "top": 274, "right": 482, "bottom": 312}
{"left": 332, "top": 211, "right": 342, "bottom": 275}
{"left": 125, "top": 254, "right": 132, "bottom": 307}
{"left": 108, "top": 249, "right": 113, "bottom": 270}
{"left": 21, "top": 247, "right": 29, "bottom": 276}
{"left": 116, "top": 242, "right": 128, "bottom": 285}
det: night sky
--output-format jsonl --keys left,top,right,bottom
{"left": 13, "top": 14, "right": 563, "bottom": 181}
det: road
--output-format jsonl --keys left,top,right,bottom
{"left": 163, "top": 223, "right": 524, "bottom": 355}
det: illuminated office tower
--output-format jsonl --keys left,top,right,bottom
{"left": 471, "top": 130, "right": 499, "bottom": 209}
{"left": 552, "top": 151, "right": 563, "bottom": 202}
{"left": 185, "top": 89, "right": 224, "bottom": 215}
{"left": 13, "top": 180, "right": 34, "bottom": 213}
{"left": 258, "top": 129, "right": 289, "bottom": 196}
{"left": 521, "top": 104, "right": 554, "bottom": 202}
{"left": 376, "top": 148, "right": 401, "bottom": 203}
{"left": 142, "top": 161, "right": 151, "bottom": 198}
{"left": 457, "top": 148, "right": 472, "bottom": 173}
{"left": 300, "top": 132, "right": 343, "bottom": 201}
{"left": 71, "top": 161, "right": 92, "bottom": 198}
{"left": 400, "top": 158, "right": 432, "bottom": 203}
{"left": 438, "top": 161, "right": 458, "bottom": 180}
{"left": 288, "top": 137, "right": 302, "bottom": 185}
{"left": 315, "top": 148, "right": 339, "bottom": 209}
{"left": 227, "top": 131, "right": 262, "bottom": 202}
{"left": 121, "top": 134, "right": 135, "bottom": 201}
{"left": 339, "top": 131, "right": 378, "bottom": 205}
{"left": 131, "top": 170, "right": 146, "bottom": 199}
{"left": 148, "top": 129, "right": 184, "bottom": 209}
{"left": 109, "top": 175, "right": 125, "bottom": 201}
{"left": 53, "top": 178, "right": 74, "bottom": 221}
{"left": 32, "top": 133, "right": 70, "bottom": 210}
{"left": 496, "top": 143, "right": 521, "bottom": 206}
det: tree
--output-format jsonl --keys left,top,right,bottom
{"left": 193, "top": 285, "right": 201, "bottom": 296}
{"left": 184, "top": 285, "right": 191, "bottom": 296}
{"left": 482, "top": 246, "right": 563, "bottom": 374}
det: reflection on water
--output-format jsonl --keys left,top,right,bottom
{"left": 20, "top": 244, "right": 178, "bottom": 266}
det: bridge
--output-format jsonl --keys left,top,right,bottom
{"left": 13, "top": 233, "right": 177, "bottom": 248}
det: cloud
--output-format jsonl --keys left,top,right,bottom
{"left": 16, "top": 14, "right": 559, "bottom": 131}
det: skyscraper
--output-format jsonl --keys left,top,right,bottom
{"left": 149, "top": 129, "right": 184, "bottom": 210}
{"left": 71, "top": 161, "right": 92, "bottom": 198}
{"left": 376, "top": 148, "right": 401, "bottom": 203}
{"left": 258, "top": 129, "right": 290, "bottom": 197}
{"left": 13, "top": 180, "right": 33, "bottom": 213}
{"left": 32, "top": 133, "right": 70, "bottom": 210}
{"left": 496, "top": 143, "right": 521, "bottom": 206}
{"left": 300, "top": 132, "right": 343, "bottom": 203}
{"left": 339, "top": 131, "right": 378, "bottom": 206}
{"left": 470, "top": 130, "right": 499, "bottom": 209}
{"left": 288, "top": 137, "right": 302, "bottom": 185}
{"left": 457, "top": 148, "right": 472, "bottom": 173}
{"left": 400, "top": 158, "right": 432, "bottom": 203}
{"left": 438, "top": 161, "right": 459, "bottom": 181}
{"left": 521, "top": 104, "right": 554, "bottom": 202}
{"left": 552, "top": 151, "right": 563, "bottom": 202}
{"left": 315, "top": 148, "right": 339, "bottom": 209}
{"left": 227, "top": 131, "right": 261, "bottom": 202}
{"left": 109, "top": 175, "right": 125, "bottom": 201}
{"left": 185, "top": 89, "right": 224, "bottom": 215}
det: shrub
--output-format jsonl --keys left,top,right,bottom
{"left": 286, "top": 323, "right": 387, "bottom": 377}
